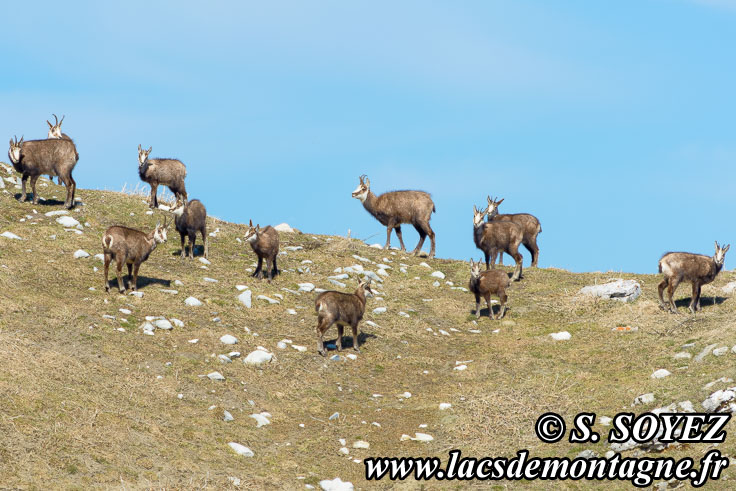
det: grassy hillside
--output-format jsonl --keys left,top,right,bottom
{"left": 2, "top": 166, "right": 736, "bottom": 489}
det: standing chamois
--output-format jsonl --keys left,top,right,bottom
{"left": 46, "top": 114, "right": 74, "bottom": 184}
{"left": 244, "top": 220, "right": 279, "bottom": 281}
{"left": 486, "top": 196, "right": 542, "bottom": 267}
{"left": 658, "top": 242, "right": 730, "bottom": 314}
{"left": 102, "top": 219, "right": 169, "bottom": 294}
{"left": 172, "top": 199, "right": 208, "bottom": 259}
{"left": 137, "top": 145, "right": 187, "bottom": 208}
{"left": 8, "top": 135, "right": 78, "bottom": 209}
{"left": 351, "top": 174, "right": 436, "bottom": 258}
{"left": 314, "top": 278, "right": 373, "bottom": 356}
{"left": 473, "top": 205, "right": 523, "bottom": 281}
{"left": 468, "top": 258, "right": 510, "bottom": 319}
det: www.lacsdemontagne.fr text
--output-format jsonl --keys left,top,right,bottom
{"left": 364, "top": 449, "right": 728, "bottom": 487}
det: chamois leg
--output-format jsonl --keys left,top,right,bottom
{"left": 525, "top": 237, "right": 540, "bottom": 268}
{"left": 201, "top": 229, "right": 209, "bottom": 259}
{"left": 411, "top": 224, "right": 427, "bottom": 256}
{"left": 271, "top": 256, "right": 278, "bottom": 278}
{"left": 690, "top": 282, "right": 702, "bottom": 313}
{"left": 149, "top": 183, "right": 158, "bottom": 208}
{"left": 316, "top": 318, "right": 329, "bottom": 356}
{"left": 20, "top": 174, "right": 28, "bottom": 202}
{"left": 657, "top": 278, "right": 669, "bottom": 310}
{"left": 132, "top": 263, "right": 141, "bottom": 292}
{"left": 498, "top": 291, "right": 508, "bottom": 319}
{"left": 29, "top": 175, "right": 39, "bottom": 204}
{"left": 351, "top": 322, "right": 361, "bottom": 353}
{"left": 498, "top": 252, "right": 505, "bottom": 266}
{"left": 425, "top": 222, "right": 436, "bottom": 259}
{"left": 179, "top": 232, "right": 186, "bottom": 258}
{"left": 485, "top": 294, "right": 494, "bottom": 320}
{"left": 127, "top": 263, "right": 133, "bottom": 286}
{"left": 474, "top": 293, "right": 481, "bottom": 318}
{"left": 484, "top": 251, "right": 491, "bottom": 270}
{"left": 67, "top": 175, "right": 76, "bottom": 209}
{"left": 510, "top": 246, "right": 523, "bottom": 281}
{"left": 394, "top": 225, "right": 407, "bottom": 252}
{"left": 266, "top": 257, "right": 274, "bottom": 283}
{"left": 252, "top": 257, "right": 263, "bottom": 278}
{"left": 188, "top": 231, "right": 196, "bottom": 259}
{"left": 103, "top": 254, "right": 112, "bottom": 292}
{"left": 667, "top": 277, "right": 682, "bottom": 313}
{"left": 337, "top": 324, "right": 344, "bottom": 351}
{"left": 384, "top": 222, "right": 394, "bottom": 250}
{"left": 115, "top": 257, "right": 126, "bottom": 293}
{"left": 489, "top": 250, "right": 498, "bottom": 269}
{"left": 696, "top": 284, "right": 703, "bottom": 311}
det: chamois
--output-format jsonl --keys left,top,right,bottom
{"left": 658, "top": 242, "right": 730, "bottom": 314}
{"left": 46, "top": 114, "right": 73, "bottom": 184}
{"left": 486, "top": 196, "right": 542, "bottom": 267}
{"left": 8, "top": 135, "right": 78, "bottom": 209}
{"left": 172, "top": 199, "right": 208, "bottom": 259}
{"left": 468, "top": 258, "right": 510, "bottom": 319}
{"left": 473, "top": 205, "right": 523, "bottom": 281}
{"left": 314, "top": 278, "right": 373, "bottom": 356}
{"left": 351, "top": 174, "right": 436, "bottom": 258}
{"left": 137, "top": 145, "right": 187, "bottom": 208}
{"left": 244, "top": 220, "right": 279, "bottom": 281}
{"left": 102, "top": 219, "right": 169, "bottom": 293}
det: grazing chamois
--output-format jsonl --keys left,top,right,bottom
{"left": 351, "top": 174, "right": 436, "bottom": 258}
{"left": 8, "top": 135, "right": 78, "bottom": 209}
{"left": 137, "top": 145, "right": 187, "bottom": 208}
{"left": 46, "top": 114, "right": 73, "bottom": 184}
{"left": 658, "top": 242, "right": 730, "bottom": 314}
{"left": 244, "top": 220, "right": 279, "bottom": 281}
{"left": 172, "top": 199, "right": 208, "bottom": 259}
{"left": 314, "top": 278, "right": 373, "bottom": 356}
{"left": 468, "top": 258, "right": 510, "bottom": 319}
{"left": 473, "top": 205, "right": 523, "bottom": 281}
{"left": 102, "top": 219, "right": 169, "bottom": 294}
{"left": 486, "top": 196, "right": 542, "bottom": 267}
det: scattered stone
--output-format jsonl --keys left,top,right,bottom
{"left": 220, "top": 334, "right": 238, "bottom": 345}
{"left": 204, "top": 277, "right": 218, "bottom": 283}
{"left": 576, "top": 450, "right": 597, "bottom": 459}
{"left": 372, "top": 307, "right": 387, "bottom": 314}
{"left": 188, "top": 339, "right": 199, "bottom": 344}
{"left": 352, "top": 441, "right": 369, "bottom": 449}
{"left": 160, "top": 289, "right": 178, "bottom": 295}
{"left": 319, "top": 477, "right": 353, "bottom": 491}
{"left": 695, "top": 343, "right": 719, "bottom": 362}
{"left": 223, "top": 410, "right": 234, "bottom": 422}
{"left": 578, "top": 279, "right": 641, "bottom": 302}
{"left": 439, "top": 403, "right": 452, "bottom": 410}
{"left": 238, "top": 290, "right": 252, "bottom": 308}
{"left": 154, "top": 319, "right": 173, "bottom": 330}
{"left": 199, "top": 257, "right": 211, "bottom": 265}
{"left": 250, "top": 412, "right": 271, "bottom": 427}
{"left": 208, "top": 371, "right": 225, "bottom": 381}
{"left": 257, "top": 295, "right": 280, "bottom": 304}
{"left": 431, "top": 271, "right": 445, "bottom": 279}
{"left": 400, "top": 433, "right": 433, "bottom": 442}
{"left": 185, "top": 296, "right": 202, "bottom": 307}
{"left": 454, "top": 365, "right": 468, "bottom": 371}
{"left": 651, "top": 369, "right": 671, "bottom": 379}
{"left": 633, "top": 393, "right": 655, "bottom": 405}
{"left": 286, "top": 308, "right": 297, "bottom": 315}
{"left": 298, "top": 282, "right": 315, "bottom": 292}
{"left": 703, "top": 387, "right": 736, "bottom": 412}
{"left": 1, "top": 231, "right": 21, "bottom": 240}
{"left": 549, "top": 331, "right": 571, "bottom": 341}
{"left": 673, "top": 352, "right": 691, "bottom": 360}
{"left": 292, "top": 345, "right": 307, "bottom": 352}
{"left": 713, "top": 346, "right": 729, "bottom": 356}
{"left": 419, "top": 262, "right": 431, "bottom": 269}
{"left": 722, "top": 281, "right": 736, "bottom": 294}
{"left": 243, "top": 350, "right": 273, "bottom": 366}
{"left": 56, "top": 216, "right": 80, "bottom": 228}
{"left": 228, "top": 442, "right": 254, "bottom": 457}
{"left": 274, "top": 223, "right": 295, "bottom": 233}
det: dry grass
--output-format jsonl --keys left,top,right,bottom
{"left": 2, "top": 170, "right": 736, "bottom": 489}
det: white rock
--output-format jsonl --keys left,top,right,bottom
{"left": 674, "top": 352, "right": 692, "bottom": 360}
{"left": 431, "top": 271, "right": 445, "bottom": 279}
{"left": 154, "top": 319, "right": 173, "bottom": 330}
{"left": 419, "top": 262, "right": 431, "bottom": 269}
{"left": 398, "top": 391, "right": 412, "bottom": 398}
{"left": 549, "top": 331, "right": 571, "bottom": 341}
{"left": 243, "top": 350, "right": 273, "bottom": 366}
{"left": 218, "top": 355, "right": 232, "bottom": 363}
{"left": 73, "top": 249, "right": 90, "bottom": 259}
{"left": 188, "top": 339, "right": 199, "bottom": 344}
{"left": 372, "top": 307, "right": 387, "bottom": 314}
{"left": 703, "top": 387, "right": 736, "bottom": 412}
{"left": 56, "top": 216, "right": 80, "bottom": 228}
{"left": 45, "top": 210, "right": 69, "bottom": 217}
{"left": 633, "top": 393, "right": 655, "bottom": 405}
{"left": 1, "top": 231, "right": 22, "bottom": 240}
{"left": 578, "top": 279, "right": 641, "bottom": 302}
{"left": 329, "top": 279, "right": 346, "bottom": 288}
{"left": 129, "top": 291, "right": 143, "bottom": 298}
{"left": 298, "top": 282, "right": 315, "bottom": 292}
{"left": 174, "top": 280, "right": 184, "bottom": 286}
{"left": 199, "top": 257, "right": 211, "bottom": 265}
{"left": 170, "top": 318, "right": 184, "bottom": 327}
{"left": 432, "top": 281, "right": 440, "bottom": 287}
{"left": 220, "top": 334, "right": 238, "bottom": 345}
{"left": 277, "top": 341, "right": 288, "bottom": 349}
{"left": 256, "top": 295, "right": 280, "bottom": 304}
{"left": 228, "top": 442, "right": 254, "bottom": 457}
{"left": 319, "top": 477, "right": 353, "bottom": 491}
{"left": 651, "top": 369, "right": 671, "bottom": 379}
{"left": 119, "top": 308, "right": 132, "bottom": 315}
{"left": 185, "top": 296, "right": 202, "bottom": 307}
{"left": 439, "top": 403, "right": 452, "bottom": 410}
{"left": 237, "top": 290, "right": 252, "bottom": 308}
{"left": 291, "top": 345, "right": 307, "bottom": 352}
{"left": 352, "top": 440, "right": 369, "bottom": 449}
{"left": 402, "top": 433, "right": 433, "bottom": 442}
{"left": 453, "top": 365, "right": 467, "bottom": 371}
{"left": 250, "top": 412, "right": 271, "bottom": 427}
{"left": 338, "top": 447, "right": 349, "bottom": 455}
{"left": 274, "top": 223, "right": 295, "bottom": 233}
{"left": 722, "top": 281, "right": 736, "bottom": 294}
{"left": 713, "top": 346, "right": 729, "bottom": 356}
{"left": 204, "top": 277, "right": 218, "bottom": 283}
{"left": 223, "top": 410, "right": 234, "bottom": 422}
{"left": 207, "top": 371, "right": 225, "bottom": 381}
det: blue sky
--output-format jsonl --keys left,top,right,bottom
{"left": 2, "top": 1, "right": 735, "bottom": 273}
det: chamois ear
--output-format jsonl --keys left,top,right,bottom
{"left": 473, "top": 205, "right": 478, "bottom": 214}
{"left": 138, "top": 144, "right": 142, "bottom": 151}
{"left": 724, "top": 244, "right": 731, "bottom": 253}
{"left": 496, "top": 198, "right": 504, "bottom": 205}
{"left": 147, "top": 146, "right": 152, "bottom": 154}
{"left": 715, "top": 241, "right": 719, "bottom": 251}
{"left": 486, "top": 195, "right": 492, "bottom": 205}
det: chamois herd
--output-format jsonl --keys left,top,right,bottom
{"left": 5, "top": 116, "right": 732, "bottom": 354}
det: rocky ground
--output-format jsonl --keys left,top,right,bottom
{"left": 2, "top": 164, "right": 736, "bottom": 489}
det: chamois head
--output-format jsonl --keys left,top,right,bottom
{"left": 469, "top": 258, "right": 482, "bottom": 279}
{"left": 138, "top": 144, "right": 152, "bottom": 167}
{"left": 170, "top": 202, "right": 185, "bottom": 217}
{"left": 473, "top": 205, "right": 486, "bottom": 227}
{"left": 244, "top": 219, "right": 260, "bottom": 243}
{"left": 714, "top": 241, "right": 730, "bottom": 267}
{"left": 153, "top": 218, "right": 169, "bottom": 244}
{"left": 46, "top": 114, "right": 65, "bottom": 139}
{"left": 485, "top": 196, "right": 505, "bottom": 220}
{"left": 358, "top": 277, "right": 374, "bottom": 296}
{"left": 351, "top": 174, "right": 370, "bottom": 203}
{"left": 8, "top": 136, "right": 23, "bottom": 164}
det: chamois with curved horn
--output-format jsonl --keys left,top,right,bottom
{"left": 351, "top": 174, "right": 436, "bottom": 258}
{"left": 486, "top": 196, "right": 542, "bottom": 267}
{"left": 137, "top": 144, "right": 188, "bottom": 208}
{"left": 472, "top": 205, "right": 523, "bottom": 281}
{"left": 46, "top": 114, "right": 74, "bottom": 183}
